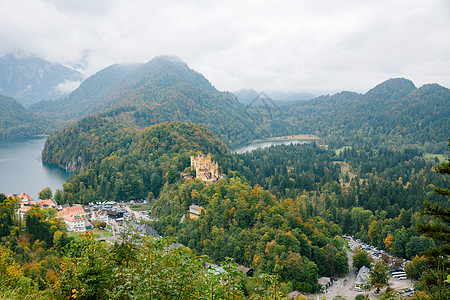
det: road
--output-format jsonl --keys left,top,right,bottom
{"left": 318, "top": 243, "right": 359, "bottom": 299}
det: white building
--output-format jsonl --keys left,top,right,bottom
{"left": 63, "top": 214, "right": 86, "bottom": 232}
{"left": 91, "top": 210, "right": 109, "bottom": 223}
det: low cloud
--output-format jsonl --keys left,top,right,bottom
{"left": 0, "top": 0, "right": 449, "bottom": 94}
{"left": 53, "top": 80, "right": 81, "bottom": 95}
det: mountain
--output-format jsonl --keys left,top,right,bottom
{"left": 0, "top": 94, "right": 48, "bottom": 140}
{"left": 0, "top": 52, "right": 84, "bottom": 107}
{"left": 284, "top": 78, "right": 450, "bottom": 151}
{"left": 30, "top": 56, "right": 262, "bottom": 145}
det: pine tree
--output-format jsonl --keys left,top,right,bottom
{"left": 416, "top": 140, "right": 450, "bottom": 299}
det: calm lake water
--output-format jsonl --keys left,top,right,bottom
{"left": 0, "top": 138, "right": 69, "bottom": 200}
{"left": 232, "top": 139, "right": 308, "bottom": 154}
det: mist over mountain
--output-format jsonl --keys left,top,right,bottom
{"left": 0, "top": 52, "right": 84, "bottom": 107}
{"left": 234, "top": 88, "right": 315, "bottom": 106}
{"left": 3, "top": 53, "right": 448, "bottom": 151}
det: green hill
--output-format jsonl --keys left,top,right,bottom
{"left": 42, "top": 121, "right": 228, "bottom": 202}
{"left": 282, "top": 78, "right": 450, "bottom": 152}
{"left": 0, "top": 94, "right": 48, "bottom": 140}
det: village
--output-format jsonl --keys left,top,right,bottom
{"left": 7, "top": 152, "right": 219, "bottom": 241}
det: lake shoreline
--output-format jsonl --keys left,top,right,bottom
{"left": 232, "top": 137, "right": 316, "bottom": 154}
{"left": 249, "top": 134, "right": 320, "bottom": 143}
{"left": 0, "top": 138, "right": 69, "bottom": 200}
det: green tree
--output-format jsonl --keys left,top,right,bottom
{"left": 404, "top": 255, "right": 427, "bottom": 280}
{"left": 415, "top": 142, "right": 450, "bottom": 300}
{"left": 391, "top": 229, "right": 408, "bottom": 258}
{"left": 369, "top": 260, "right": 390, "bottom": 293}
{"left": 353, "top": 249, "right": 371, "bottom": 270}
{"left": 54, "top": 188, "right": 63, "bottom": 203}
{"left": 405, "top": 236, "right": 435, "bottom": 260}
{"left": 38, "top": 187, "right": 52, "bottom": 200}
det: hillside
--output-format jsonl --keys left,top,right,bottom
{"left": 283, "top": 78, "right": 450, "bottom": 152}
{"left": 42, "top": 121, "right": 228, "bottom": 202}
{"left": 0, "top": 94, "right": 48, "bottom": 140}
{"left": 30, "top": 56, "right": 263, "bottom": 145}
{"left": 0, "top": 52, "right": 84, "bottom": 107}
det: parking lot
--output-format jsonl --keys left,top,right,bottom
{"left": 316, "top": 236, "right": 415, "bottom": 299}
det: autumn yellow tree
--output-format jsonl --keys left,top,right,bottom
{"left": 384, "top": 233, "right": 395, "bottom": 252}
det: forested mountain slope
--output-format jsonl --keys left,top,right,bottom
{"left": 30, "top": 56, "right": 266, "bottom": 145}
{"left": 0, "top": 94, "right": 48, "bottom": 140}
{"left": 283, "top": 78, "right": 450, "bottom": 152}
{"left": 43, "top": 121, "right": 228, "bottom": 202}
{"left": 29, "top": 63, "right": 140, "bottom": 119}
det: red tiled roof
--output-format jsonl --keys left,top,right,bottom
{"left": 37, "top": 199, "right": 56, "bottom": 208}
{"left": 18, "top": 206, "right": 33, "bottom": 213}
{"left": 57, "top": 205, "right": 85, "bottom": 217}
{"left": 64, "top": 214, "right": 85, "bottom": 222}
{"left": 17, "top": 193, "right": 34, "bottom": 202}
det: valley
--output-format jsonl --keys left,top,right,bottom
{"left": 0, "top": 54, "right": 448, "bottom": 299}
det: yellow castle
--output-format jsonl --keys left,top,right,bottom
{"left": 190, "top": 152, "right": 220, "bottom": 182}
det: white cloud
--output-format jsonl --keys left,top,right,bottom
{"left": 0, "top": 0, "right": 448, "bottom": 94}
{"left": 53, "top": 79, "right": 82, "bottom": 95}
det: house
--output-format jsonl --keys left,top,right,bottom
{"left": 106, "top": 210, "right": 124, "bottom": 222}
{"left": 17, "top": 192, "right": 34, "bottom": 204}
{"left": 91, "top": 210, "right": 109, "bottom": 223}
{"left": 57, "top": 205, "right": 88, "bottom": 232}
{"left": 238, "top": 266, "right": 254, "bottom": 277}
{"left": 17, "top": 205, "right": 33, "bottom": 219}
{"left": 57, "top": 205, "right": 86, "bottom": 219}
{"left": 128, "top": 221, "right": 161, "bottom": 239}
{"left": 354, "top": 266, "right": 371, "bottom": 288}
{"left": 63, "top": 214, "right": 86, "bottom": 232}
{"left": 6, "top": 193, "right": 34, "bottom": 207}
{"left": 190, "top": 153, "right": 220, "bottom": 182}
{"left": 37, "top": 199, "right": 57, "bottom": 209}
{"left": 189, "top": 205, "right": 204, "bottom": 220}
{"left": 169, "top": 242, "right": 185, "bottom": 249}
{"left": 287, "top": 291, "right": 305, "bottom": 300}
{"left": 318, "top": 277, "right": 332, "bottom": 289}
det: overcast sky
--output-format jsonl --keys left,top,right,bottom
{"left": 1, "top": 0, "right": 449, "bottom": 95}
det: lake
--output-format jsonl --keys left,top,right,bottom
{"left": 0, "top": 138, "right": 69, "bottom": 201}
{"left": 232, "top": 139, "right": 308, "bottom": 154}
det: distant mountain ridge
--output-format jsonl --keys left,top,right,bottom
{"left": 284, "top": 78, "right": 450, "bottom": 152}
{"left": 30, "top": 55, "right": 256, "bottom": 145}
{"left": 0, "top": 52, "right": 84, "bottom": 107}
{"left": 2, "top": 52, "right": 448, "bottom": 151}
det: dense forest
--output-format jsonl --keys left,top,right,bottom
{"left": 226, "top": 143, "right": 447, "bottom": 262}
{"left": 153, "top": 176, "right": 348, "bottom": 293}
{"left": 3, "top": 55, "right": 449, "bottom": 153}
{"left": 40, "top": 112, "right": 449, "bottom": 296}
